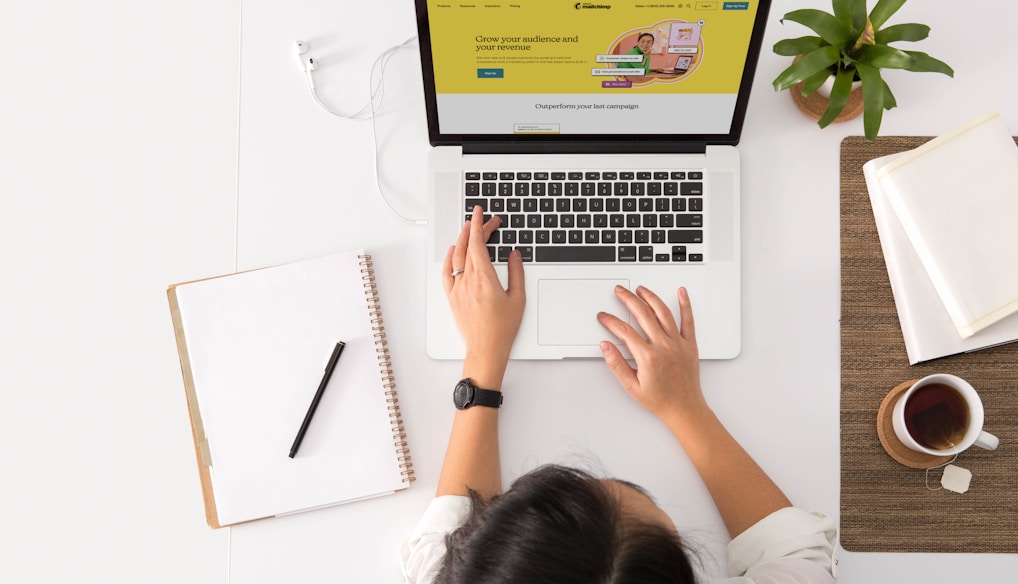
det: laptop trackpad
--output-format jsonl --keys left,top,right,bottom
{"left": 538, "top": 279, "right": 630, "bottom": 346}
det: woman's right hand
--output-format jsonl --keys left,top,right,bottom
{"left": 596, "top": 285, "right": 706, "bottom": 423}
{"left": 442, "top": 205, "right": 525, "bottom": 387}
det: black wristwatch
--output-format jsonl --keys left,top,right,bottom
{"left": 453, "top": 378, "right": 503, "bottom": 410}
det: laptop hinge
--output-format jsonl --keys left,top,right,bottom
{"left": 462, "top": 141, "right": 708, "bottom": 156}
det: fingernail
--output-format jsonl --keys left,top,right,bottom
{"left": 511, "top": 249, "right": 521, "bottom": 260}
{"left": 596, "top": 311, "right": 606, "bottom": 319}
{"left": 599, "top": 341, "right": 611, "bottom": 355}
{"left": 679, "top": 287, "right": 688, "bottom": 300}
{"left": 614, "top": 285, "right": 624, "bottom": 293}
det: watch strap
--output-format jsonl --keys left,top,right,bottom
{"left": 471, "top": 386, "right": 503, "bottom": 408}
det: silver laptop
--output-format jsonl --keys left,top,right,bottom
{"left": 415, "top": 0, "right": 771, "bottom": 360}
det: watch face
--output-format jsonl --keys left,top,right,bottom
{"left": 453, "top": 380, "right": 474, "bottom": 409}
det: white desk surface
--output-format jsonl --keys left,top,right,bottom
{"left": 4, "top": 0, "right": 1017, "bottom": 582}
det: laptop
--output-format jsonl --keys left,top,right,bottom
{"left": 415, "top": 0, "right": 771, "bottom": 360}
{"left": 661, "top": 55, "right": 693, "bottom": 76}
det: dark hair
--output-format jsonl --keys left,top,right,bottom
{"left": 435, "top": 465, "right": 698, "bottom": 583}
{"left": 638, "top": 33, "right": 655, "bottom": 42}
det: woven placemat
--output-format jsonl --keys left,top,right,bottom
{"left": 840, "top": 136, "right": 1018, "bottom": 553}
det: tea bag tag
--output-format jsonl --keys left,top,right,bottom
{"left": 940, "top": 464, "right": 972, "bottom": 493}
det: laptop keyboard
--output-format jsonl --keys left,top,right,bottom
{"left": 464, "top": 170, "right": 705, "bottom": 263}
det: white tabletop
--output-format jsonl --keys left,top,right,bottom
{"left": 4, "top": 0, "right": 1016, "bottom": 582}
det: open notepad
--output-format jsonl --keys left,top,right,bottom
{"left": 167, "top": 250, "right": 413, "bottom": 528}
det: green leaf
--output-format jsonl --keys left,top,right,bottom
{"left": 853, "top": 44, "right": 915, "bottom": 69}
{"left": 875, "top": 23, "right": 930, "bottom": 44}
{"left": 801, "top": 68, "right": 832, "bottom": 97}
{"left": 781, "top": 9, "right": 853, "bottom": 47}
{"left": 818, "top": 68, "right": 856, "bottom": 128}
{"left": 772, "top": 45, "right": 841, "bottom": 91}
{"left": 856, "top": 64, "right": 885, "bottom": 140}
{"left": 902, "top": 50, "right": 955, "bottom": 76}
{"left": 833, "top": 0, "right": 868, "bottom": 31}
{"left": 773, "top": 36, "right": 826, "bottom": 56}
{"left": 868, "top": 0, "right": 906, "bottom": 30}
{"left": 881, "top": 78, "right": 897, "bottom": 110}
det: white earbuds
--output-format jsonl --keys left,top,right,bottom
{"left": 295, "top": 40, "right": 317, "bottom": 87}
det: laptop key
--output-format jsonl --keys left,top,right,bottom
{"left": 535, "top": 246, "right": 615, "bottom": 262}
{"left": 668, "top": 230, "right": 703, "bottom": 243}
{"left": 676, "top": 214, "right": 703, "bottom": 227}
{"left": 618, "top": 246, "right": 637, "bottom": 261}
{"left": 681, "top": 182, "right": 703, "bottom": 196}
{"left": 482, "top": 172, "right": 497, "bottom": 181}
{"left": 639, "top": 246, "right": 654, "bottom": 261}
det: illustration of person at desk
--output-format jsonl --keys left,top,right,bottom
{"left": 615, "top": 32, "right": 662, "bottom": 74}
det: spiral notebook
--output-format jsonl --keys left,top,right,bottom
{"left": 167, "top": 250, "right": 413, "bottom": 528}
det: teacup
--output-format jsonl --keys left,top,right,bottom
{"left": 892, "top": 374, "right": 999, "bottom": 456}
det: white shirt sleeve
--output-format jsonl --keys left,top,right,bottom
{"left": 723, "top": 507, "right": 838, "bottom": 583}
{"left": 399, "top": 495, "right": 471, "bottom": 584}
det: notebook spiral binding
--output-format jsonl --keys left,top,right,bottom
{"left": 359, "top": 254, "right": 415, "bottom": 484}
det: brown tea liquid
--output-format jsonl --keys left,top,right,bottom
{"left": 903, "top": 383, "right": 969, "bottom": 450}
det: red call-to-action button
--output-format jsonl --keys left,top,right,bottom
{"left": 602, "top": 81, "right": 632, "bottom": 88}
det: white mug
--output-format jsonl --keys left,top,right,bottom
{"left": 892, "top": 374, "right": 999, "bottom": 456}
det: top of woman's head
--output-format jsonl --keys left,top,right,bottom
{"left": 436, "top": 465, "right": 698, "bottom": 584}
{"left": 638, "top": 33, "right": 655, "bottom": 41}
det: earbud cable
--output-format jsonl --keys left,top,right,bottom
{"left": 303, "top": 36, "right": 426, "bottom": 225}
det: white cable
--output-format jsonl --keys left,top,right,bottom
{"left": 366, "top": 37, "right": 428, "bottom": 225}
{"left": 301, "top": 36, "right": 427, "bottom": 225}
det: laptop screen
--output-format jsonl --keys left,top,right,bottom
{"left": 416, "top": 0, "right": 770, "bottom": 147}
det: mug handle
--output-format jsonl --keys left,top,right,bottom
{"left": 974, "top": 431, "right": 999, "bottom": 451}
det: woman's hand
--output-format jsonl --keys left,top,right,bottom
{"left": 442, "top": 205, "right": 525, "bottom": 387}
{"left": 596, "top": 285, "right": 706, "bottom": 424}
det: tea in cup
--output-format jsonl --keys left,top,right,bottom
{"left": 892, "top": 374, "right": 999, "bottom": 456}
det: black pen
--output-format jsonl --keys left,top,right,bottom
{"left": 289, "top": 341, "right": 345, "bottom": 458}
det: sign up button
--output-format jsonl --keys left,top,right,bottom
{"left": 723, "top": 2, "right": 749, "bottom": 9}
{"left": 477, "top": 68, "right": 504, "bottom": 78}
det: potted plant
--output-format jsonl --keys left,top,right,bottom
{"left": 771, "top": 0, "right": 953, "bottom": 140}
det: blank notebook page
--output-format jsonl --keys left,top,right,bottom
{"left": 174, "top": 251, "right": 406, "bottom": 526}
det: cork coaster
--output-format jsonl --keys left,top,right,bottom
{"left": 876, "top": 379, "right": 952, "bottom": 469}
{"left": 790, "top": 80, "right": 864, "bottom": 123}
